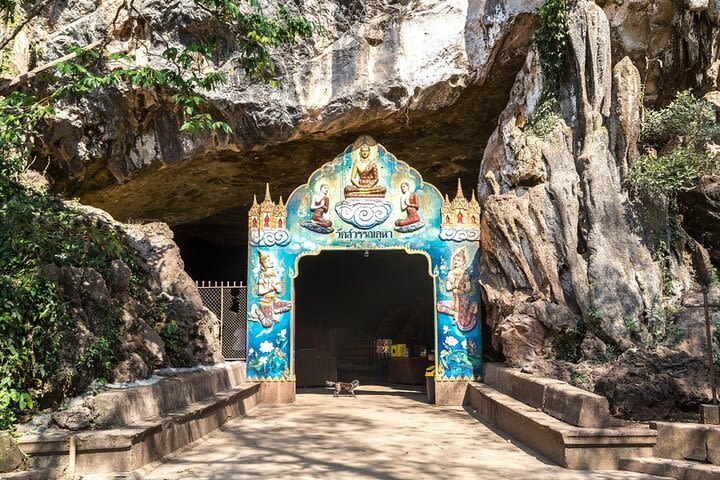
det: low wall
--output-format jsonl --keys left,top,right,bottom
{"left": 651, "top": 421, "right": 720, "bottom": 465}
{"left": 468, "top": 383, "right": 657, "bottom": 470}
{"left": 1, "top": 362, "right": 258, "bottom": 479}
{"left": 483, "top": 363, "right": 620, "bottom": 428}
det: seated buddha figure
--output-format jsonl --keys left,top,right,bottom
{"left": 343, "top": 142, "right": 387, "bottom": 198}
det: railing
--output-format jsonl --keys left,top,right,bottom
{"left": 195, "top": 281, "right": 247, "bottom": 360}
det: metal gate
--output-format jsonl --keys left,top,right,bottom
{"left": 196, "top": 281, "right": 247, "bottom": 360}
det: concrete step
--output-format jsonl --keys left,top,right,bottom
{"left": 483, "top": 362, "right": 625, "bottom": 428}
{"left": 468, "top": 382, "right": 657, "bottom": 470}
{"left": 620, "top": 457, "right": 720, "bottom": 480}
{"left": 651, "top": 422, "right": 720, "bottom": 466}
{"left": 1, "top": 363, "right": 259, "bottom": 479}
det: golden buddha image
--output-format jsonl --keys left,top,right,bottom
{"left": 343, "top": 136, "right": 387, "bottom": 198}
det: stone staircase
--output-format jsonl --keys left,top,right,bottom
{"left": 619, "top": 422, "right": 720, "bottom": 479}
{"left": 469, "top": 363, "right": 658, "bottom": 470}
{"left": 0, "top": 362, "right": 260, "bottom": 480}
{"left": 473, "top": 363, "right": 720, "bottom": 479}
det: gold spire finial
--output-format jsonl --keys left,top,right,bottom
{"left": 263, "top": 183, "right": 272, "bottom": 203}
{"left": 471, "top": 190, "right": 477, "bottom": 203}
{"left": 252, "top": 194, "right": 258, "bottom": 207}
{"left": 455, "top": 179, "right": 465, "bottom": 200}
{"left": 278, "top": 196, "right": 285, "bottom": 207}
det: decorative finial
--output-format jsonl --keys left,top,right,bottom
{"left": 278, "top": 196, "right": 285, "bottom": 207}
{"left": 456, "top": 179, "right": 465, "bottom": 200}
{"left": 264, "top": 183, "right": 272, "bottom": 202}
{"left": 471, "top": 190, "right": 477, "bottom": 203}
{"left": 252, "top": 194, "right": 258, "bottom": 207}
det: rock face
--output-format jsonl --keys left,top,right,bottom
{"left": 73, "top": 204, "right": 223, "bottom": 367}
{"left": 477, "top": 0, "right": 676, "bottom": 366}
{"left": 6, "top": 0, "right": 542, "bottom": 226}
{"left": 36, "top": 200, "right": 222, "bottom": 406}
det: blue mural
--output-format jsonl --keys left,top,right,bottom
{"left": 246, "top": 135, "right": 482, "bottom": 385}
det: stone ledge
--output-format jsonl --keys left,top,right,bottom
{"left": 87, "top": 361, "right": 248, "bottom": 428}
{"left": 651, "top": 421, "right": 720, "bottom": 466}
{"left": 0, "top": 370, "right": 260, "bottom": 480}
{"left": 468, "top": 382, "right": 656, "bottom": 470}
{"left": 620, "top": 456, "right": 720, "bottom": 480}
{"left": 483, "top": 363, "right": 621, "bottom": 428}
{"left": 2, "top": 383, "right": 259, "bottom": 478}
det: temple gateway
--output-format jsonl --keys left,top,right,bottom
{"left": 246, "top": 135, "right": 482, "bottom": 405}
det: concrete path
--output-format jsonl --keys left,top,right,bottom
{"left": 141, "top": 385, "right": 663, "bottom": 480}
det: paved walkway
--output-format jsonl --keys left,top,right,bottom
{"left": 141, "top": 385, "right": 661, "bottom": 479}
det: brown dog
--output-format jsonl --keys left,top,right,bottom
{"left": 325, "top": 380, "right": 360, "bottom": 397}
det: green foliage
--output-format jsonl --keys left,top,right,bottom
{"left": 198, "top": 1, "right": 319, "bottom": 83}
{"left": 652, "top": 241, "right": 674, "bottom": 296}
{"left": 526, "top": 97, "right": 560, "bottom": 138}
{"left": 642, "top": 91, "right": 720, "bottom": 150}
{"left": 628, "top": 90, "right": 720, "bottom": 196}
{"left": 568, "top": 367, "right": 589, "bottom": 387}
{"left": 532, "top": 0, "right": 570, "bottom": 98}
{"left": 0, "top": 91, "right": 53, "bottom": 179}
{"left": 0, "top": 177, "right": 134, "bottom": 430}
{"left": 627, "top": 145, "right": 716, "bottom": 195}
{"left": 159, "top": 320, "right": 183, "bottom": 359}
{"left": 551, "top": 316, "right": 586, "bottom": 362}
{"left": 147, "top": 298, "right": 188, "bottom": 367}
{"left": 0, "top": 388, "right": 33, "bottom": 431}
{"left": 624, "top": 317, "right": 638, "bottom": 333}
{"left": 77, "top": 304, "right": 122, "bottom": 376}
{"left": 665, "top": 321, "right": 685, "bottom": 348}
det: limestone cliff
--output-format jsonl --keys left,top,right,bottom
{"left": 4, "top": 0, "right": 720, "bottom": 419}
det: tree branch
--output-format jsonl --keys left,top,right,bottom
{"left": 0, "top": 0, "right": 54, "bottom": 52}
{"left": 0, "top": 39, "right": 103, "bottom": 93}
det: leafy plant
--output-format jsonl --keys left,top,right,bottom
{"left": 532, "top": 0, "right": 570, "bottom": 99}
{"left": 627, "top": 90, "right": 720, "bottom": 196}
{"left": 526, "top": 97, "right": 560, "bottom": 138}
{"left": 624, "top": 317, "right": 638, "bottom": 333}
{"left": 568, "top": 367, "right": 589, "bottom": 387}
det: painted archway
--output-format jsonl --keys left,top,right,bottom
{"left": 246, "top": 136, "right": 482, "bottom": 405}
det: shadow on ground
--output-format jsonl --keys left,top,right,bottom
{"left": 141, "top": 385, "right": 663, "bottom": 480}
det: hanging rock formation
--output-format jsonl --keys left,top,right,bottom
{"left": 477, "top": 0, "right": 715, "bottom": 367}
{"left": 5, "top": 0, "right": 542, "bottom": 225}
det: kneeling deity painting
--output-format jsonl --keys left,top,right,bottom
{"left": 301, "top": 184, "right": 334, "bottom": 234}
{"left": 394, "top": 181, "right": 425, "bottom": 233}
{"left": 248, "top": 251, "right": 291, "bottom": 328}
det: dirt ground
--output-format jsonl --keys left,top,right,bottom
{"left": 139, "top": 385, "right": 662, "bottom": 479}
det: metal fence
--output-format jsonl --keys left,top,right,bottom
{"left": 196, "top": 281, "right": 247, "bottom": 360}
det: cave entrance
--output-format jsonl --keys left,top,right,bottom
{"left": 245, "top": 136, "right": 483, "bottom": 406}
{"left": 294, "top": 250, "right": 434, "bottom": 389}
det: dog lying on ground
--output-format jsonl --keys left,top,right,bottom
{"left": 325, "top": 380, "right": 360, "bottom": 397}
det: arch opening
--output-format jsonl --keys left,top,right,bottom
{"left": 294, "top": 250, "right": 434, "bottom": 388}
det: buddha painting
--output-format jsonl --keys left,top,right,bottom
{"left": 334, "top": 135, "right": 393, "bottom": 229}
{"left": 343, "top": 136, "right": 386, "bottom": 198}
{"left": 436, "top": 248, "right": 478, "bottom": 332}
{"left": 248, "top": 251, "right": 291, "bottom": 328}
